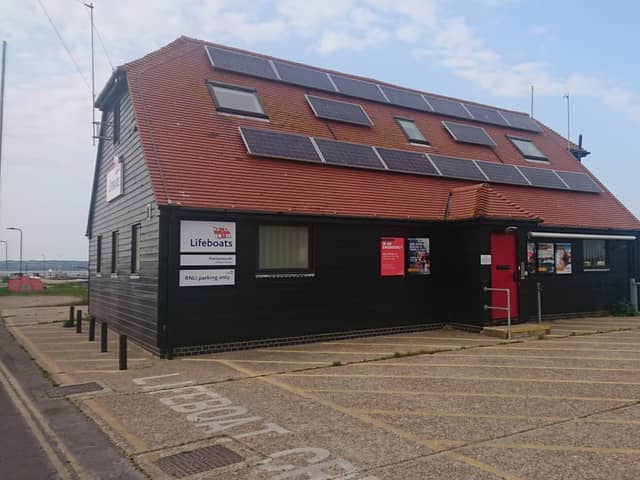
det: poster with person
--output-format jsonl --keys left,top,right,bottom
{"left": 537, "top": 243, "right": 555, "bottom": 273}
{"left": 407, "top": 238, "right": 430, "bottom": 275}
{"left": 527, "top": 242, "right": 537, "bottom": 274}
{"left": 555, "top": 243, "right": 572, "bottom": 274}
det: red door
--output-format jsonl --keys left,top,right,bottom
{"left": 490, "top": 233, "right": 519, "bottom": 321}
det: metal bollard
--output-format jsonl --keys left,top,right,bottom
{"left": 101, "top": 322, "right": 108, "bottom": 352}
{"left": 119, "top": 335, "right": 127, "bottom": 371}
{"left": 537, "top": 282, "right": 543, "bottom": 324}
{"left": 89, "top": 317, "right": 96, "bottom": 342}
{"left": 75, "top": 310, "right": 82, "bottom": 333}
{"left": 69, "top": 305, "right": 75, "bottom": 324}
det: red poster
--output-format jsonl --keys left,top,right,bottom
{"left": 380, "top": 237, "right": 405, "bottom": 276}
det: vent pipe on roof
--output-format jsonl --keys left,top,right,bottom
{"left": 570, "top": 133, "right": 590, "bottom": 162}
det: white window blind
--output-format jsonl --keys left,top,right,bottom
{"left": 259, "top": 225, "right": 309, "bottom": 271}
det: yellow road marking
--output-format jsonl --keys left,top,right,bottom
{"left": 218, "top": 360, "right": 522, "bottom": 480}
{"left": 305, "top": 388, "right": 635, "bottom": 402}
{"left": 354, "top": 362, "right": 640, "bottom": 373}
{"left": 283, "top": 372, "right": 640, "bottom": 386}
{"left": 354, "top": 409, "right": 567, "bottom": 422}
{"left": 80, "top": 398, "right": 149, "bottom": 453}
{"left": 434, "top": 353, "right": 640, "bottom": 362}
{"left": 0, "top": 361, "right": 84, "bottom": 479}
{"left": 257, "top": 349, "right": 396, "bottom": 355}
{"left": 482, "top": 441, "right": 640, "bottom": 455}
{"left": 321, "top": 341, "right": 482, "bottom": 348}
{"left": 8, "top": 325, "right": 73, "bottom": 384}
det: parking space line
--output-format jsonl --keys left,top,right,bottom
{"left": 354, "top": 409, "right": 567, "bottom": 422}
{"left": 257, "top": 349, "right": 396, "bottom": 355}
{"left": 434, "top": 353, "right": 640, "bottom": 362}
{"left": 321, "top": 341, "right": 480, "bottom": 348}
{"left": 181, "top": 358, "right": 328, "bottom": 365}
{"left": 283, "top": 372, "right": 640, "bottom": 386}
{"left": 354, "top": 362, "right": 640, "bottom": 373}
{"left": 218, "top": 360, "right": 523, "bottom": 480}
{"left": 391, "top": 335, "right": 501, "bottom": 343}
{"left": 480, "top": 442, "right": 640, "bottom": 455}
{"left": 480, "top": 346, "right": 640, "bottom": 353}
{"left": 305, "top": 388, "right": 636, "bottom": 402}
{"left": 56, "top": 358, "right": 148, "bottom": 363}
{"left": 540, "top": 340, "right": 640, "bottom": 346}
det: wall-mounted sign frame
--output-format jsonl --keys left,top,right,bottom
{"left": 179, "top": 269, "right": 235, "bottom": 287}
{"left": 407, "top": 238, "right": 431, "bottom": 275}
{"left": 106, "top": 156, "right": 123, "bottom": 202}
{"left": 380, "top": 237, "right": 405, "bottom": 276}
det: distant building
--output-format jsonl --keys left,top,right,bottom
{"left": 87, "top": 37, "right": 640, "bottom": 357}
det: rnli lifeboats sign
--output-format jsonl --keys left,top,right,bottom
{"left": 179, "top": 221, "right": 236, "bottom": 286}
{"left": 380, "top": 237, "right": 405, "bottom": 276}
{"left": 180, "top": 221, "right": 236, "bottom": 253}
{"left": 106, "top": 156, "right": 123, "bottom": 202}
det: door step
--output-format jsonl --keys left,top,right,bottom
{"left": 482, "top": 323, "right": 551, "bottom": 339}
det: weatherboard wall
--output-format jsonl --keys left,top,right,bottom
{"left": 88, "top": 91, "right": 161, "bottom": 353}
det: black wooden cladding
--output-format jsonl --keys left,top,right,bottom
{"left": 88, "top": 92, "right": 161, "bottom": 353}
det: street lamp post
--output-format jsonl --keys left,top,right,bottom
{"left": 0, "top": 240, "right": 7, "bottom": 271}
{"left": 7, "top": 227, "right": 22, "bottom": 275}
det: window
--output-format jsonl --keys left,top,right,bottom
{"left": 131, "top": 224, "right": 141, "bottom": 273}
{"left": 208, "top": 82, "right": 267, "bottom": 119}
{"left": 508, "top": 136, "right": 547, "bottom": 162}
{"left": 584, "top": 239, "right": 608, "bottom": 270}
{"left": 396, "top": 117, "right": 429, "bottom": 145}
{"left": 111, "top": 231, "right": 119, "bottom": 274}
{"left": 112, "top": 98, "right": 121, "bottom": 145}
{"left": 96, "top": 236, "right": 102, "bottom": 274}
{"left": 258, "top": 225, "right": 310, "bottom": 272}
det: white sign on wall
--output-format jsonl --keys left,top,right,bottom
{"left": 180, "top": 221, "right": 236, "bottom": 253}
{"left": 106, "top": 156, "right": 123, "bottom": 202}
{"left": 180, "top": 254, "right": 236, "bottom": 267}
{"left": 179, "top": 269, "right": 235, "bottom": 287}
{"left": 480, "top": 254, "right": 492, "bottom": 265}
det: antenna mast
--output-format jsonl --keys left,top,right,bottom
{"left": 563, "top": 93, "right": 571, "bottom": 150}
{"left": 84, "top": 2, "right": 96, "bottom": 146}
{"left": 530, "top": 85, "right": 534, "bottom": 118}
{"left": 0, "top": 41, "right": 6, "bottom": 226}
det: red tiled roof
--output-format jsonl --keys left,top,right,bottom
{"left": 446, "top": 183, "right": 539, "bottom": 222}
{"left": 119, "top": 36, "right": 640, "bottom": 231}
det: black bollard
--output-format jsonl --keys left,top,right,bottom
{"left": 100, "top": 322, "right": 108, "bottom": 352}
{"left": 68, "top": 305, "right": 75, "bottom": 323}
{"left": 75, "top": 310, "right": 82, "bottom": 333}
{"left": 89, "top": 317, "right": 96, "bottom": 342}
{"left": 119, "top": 335, "right": 127, "bottom": 371}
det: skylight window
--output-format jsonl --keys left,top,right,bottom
{"left": 508, "top": 136, "right": 548, "bottom": 162}
{"left": 208, "top": 82, "right": 267, "bottom": 119}
{"left": 396, "top": 117, "right": 429, "bottom": 145}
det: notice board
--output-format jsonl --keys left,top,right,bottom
{"left": 380, "top": 237, "right": 405, "bottom": 276}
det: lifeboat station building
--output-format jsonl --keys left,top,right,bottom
{"left": 87, "top": 37, "right": 640, "bottom": 357}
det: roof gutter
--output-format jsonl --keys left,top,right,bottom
{"left": 529, "top": 232, "right": 637, "bottom": 241}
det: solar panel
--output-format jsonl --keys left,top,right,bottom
{"left": 443, "top": 122, "right": 496, "bottom": 147}
{"left": 240, "top": 127, "right": 321, "bottom": 163}
{"left": 518, "top": 166, "right": 567, "bottom": 189}
{"left": 464, "top": 104, "right": 509, "bottom": 126}
{"left": 376, "top": 147, "right": 438, "bottom": 176}
{"left": 273, "top": 62, "right": 335, "bottom": 91}
{"left": 500, "top": 111, "right": 541, "bottom": 133}
{"left": 424, "top": 96, "right": 472, "bottom": 119}
{"left": 475, "top": 161, "right": 529, "bottom": 186}
{"left": 314, "top": 138, "right": 384, "bottom": 170}
{"left": 380, "top": 86, "right": 432, "bottom": 111}
{"left": 330, "top": 75, "right": 388, "bottom": 102}
{"left": 306, "top": 95, "right": 373, "bottom": 127}
{"left": 555, "top": 171, "right": 601, "bottom": 193}
{"left": 205, "top": 46, "right": 277, "bottom": 80}
{"left": 429, "top": 155, "right": 486, "bottom": 181}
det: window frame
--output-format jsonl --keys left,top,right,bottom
{"left": 395, "top": 116, "right": 430, "bottom": 146}
{"left": 96, "top": 235, "right": 102, "bottom": 274}
{"left": 256, "top": 224, "right": 313, "bottom": 275}
{"left": 583, "top": 239, "right": 609, "bottom": 271}
{"left": 112, "top": 98, "right": 121, "bottom": 145}
{"left": 207, "top": 81, "right": 268, "bottom": 119}
{"left": 507, "top": 135, "right": 548, "bottom": 162}
{"left": 131, "top": 224, "right": 141, "bottom": 274}
{"left": 111, "top": 231, "right": 119, "bottom": 274}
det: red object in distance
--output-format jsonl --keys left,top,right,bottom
{"left": 380, "top": 237, "right": 405, "bottom": 276}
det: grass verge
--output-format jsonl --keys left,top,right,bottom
{"left": 0, "top": 282, "right": 88, "bottom": 304}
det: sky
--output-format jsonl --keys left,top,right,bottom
{"left": 1, "top": 0, "right": 640, "bottom": 260}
